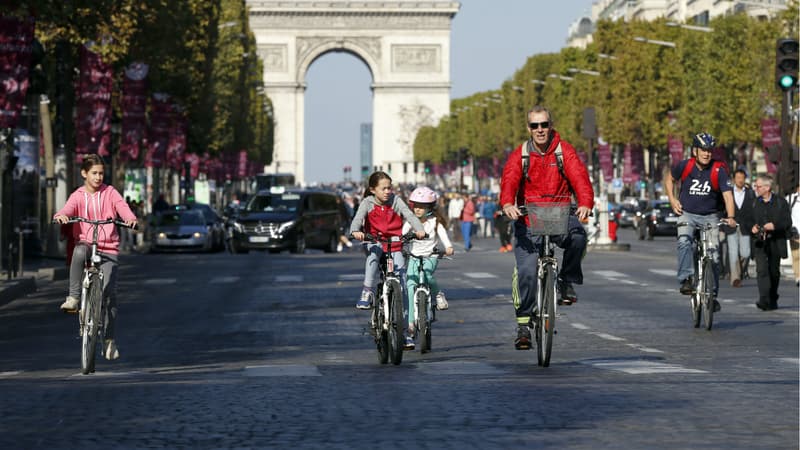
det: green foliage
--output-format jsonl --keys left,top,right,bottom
{"left": 7, "top": 0, "right": 274, "bottom": 167}
{"left": 415, "top": 12, "right": 789, "bottom": 164}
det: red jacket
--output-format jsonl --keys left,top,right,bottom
{"left": 500, "top": 131, "right": 594, "bottom": 225}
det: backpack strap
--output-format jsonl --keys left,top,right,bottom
{"left": 521, "top": 140, "right": 565, "bottom": 181}
{"left": 680, "top": 158, "right": 725, "bottom": 192}
{"left": 680, "top": 157, "right": 696, "bottom": 184}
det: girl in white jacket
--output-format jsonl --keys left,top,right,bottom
{"left": 402, "top": 187, "right": 454, "bottom": 349}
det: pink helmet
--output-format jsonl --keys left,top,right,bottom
{"left": 409, "top": 186, "right": 438, "bottom": 204}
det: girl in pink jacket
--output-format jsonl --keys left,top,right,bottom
{"left": 53, "top": 154, "right": 137, "bottom": 361}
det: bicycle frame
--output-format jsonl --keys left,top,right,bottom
{"left": 690, "top": 220, "right": 726, "bottom": 330}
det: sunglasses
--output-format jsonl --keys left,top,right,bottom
{"left": 528, "top": 121, "right": 550, "bottom": 130}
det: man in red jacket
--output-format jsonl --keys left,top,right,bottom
{"left": 500, "top": 105, "right": 594, "bottom": 350}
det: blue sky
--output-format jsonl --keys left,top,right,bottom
{"left": 304, "top": 0, "right": 595, "bottom": 183}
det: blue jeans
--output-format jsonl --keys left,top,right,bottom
{"left": 461, "top": 221, "right": 473, "bottom": 249}
{"left": 363, "top": 243, "right": 406, "bottom": 292}
{"left": 676, "top": 212, "right": 720, "bottom": 294}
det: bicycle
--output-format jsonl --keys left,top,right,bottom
{"left": 356, "top": 232, "right": 412, "bottom": 365}
{"left": 405, "top": 248, "right": 449, "bottom": 354}
{"left": 56, "top": 217, "right": 136, "bottom": 374}
{"left": 688, "top": 220, "right": 727, "bottom": 331}
{"left": 521, "top": 202, "right": 573, "bottom": 367}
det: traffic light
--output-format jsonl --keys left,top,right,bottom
{"left": 459, "top": 148, "right": 469, "bottom": 166}
{"left": 424, "top": 161, "right": 431, "bottom": 174}
{"left": 776, "top": 38, "right": 798, "bottom": 91}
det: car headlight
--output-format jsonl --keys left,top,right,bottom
{"left": 278, "top": 220, "right": 296, "bottom": 234}
{"left": 193, "top": 232, "right": 204, "bottom": 239}
{"left": 157, "top": 232, "right": 166, "bottom": 239}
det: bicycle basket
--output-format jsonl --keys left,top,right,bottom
{"left": 526, "top": 202, "right": 570, "bottom": 236}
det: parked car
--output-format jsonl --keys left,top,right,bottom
{"left": 175, "top": 202, "right": 226, "bottom": 251}
{"left": 228, "top": 187, "right": 342, "bottom": 254}
{"left": 149, "top": 209, "right": 218, "bottom": 252}
{"left": 640, "top": 200, "right": 679, "bottom": 239}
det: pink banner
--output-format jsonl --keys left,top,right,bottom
{"left": 184, "top": 152, "right": 200, "bottom": 178}
{"left": 761, "top": 118, "right": 780, "bottom": 173}
{"left": 145, "top": 93, "right": 172, "bottom": 168}
{"left": 75, "top": 43, "right": 113, "bottom": 155}
{"left": 597, "top": 142, "right": 613, "bottom": 183}
{"left": 0, "top": 16, "right": 34, "bottom": 129}
{"left": 237, "top": 150, "right": 248, "bottom": 178}
{"left": 119, "top": 62, "right": 148, "bottom": 161}
{"left": 668, "top": 135, "right": 684, "bottom": 166}
{"left": 632, "top": 144, "right": 644, "bottom": 183}
{"left": 166, "top": 109, "right": 186, "bottom": 171}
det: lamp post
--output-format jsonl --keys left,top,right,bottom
{"left": 632, "top": 36, "right": 676, "bottom": 48}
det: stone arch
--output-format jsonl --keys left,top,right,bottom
{"left": 248, "top": 1, "right": 459, "bottom": 185}
{"left": 296, "top": 38, "right": 380, "bottom": 86}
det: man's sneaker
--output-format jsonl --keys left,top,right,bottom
{"left": 104, "top": 339, "right": 120, "bottom": 361}
{"left": 435, "top": 292, "right": 449, "bottom": 310}
{"left": 505, "top": 244, "right": 513, "bottom": 252}
{"left": 355, "top": 290, "right": 374, "bottom": 310}
{"left": 679, "top": 277, "right": 694, "bottom": 295}
{"left": 713, "top": 299, "right": 721, "bottom": 312}
{"left": 60, "top": 296, "right": 80, "bottom": 313}
{"left": 514, "top": 325, "right": 532, "bottom": 350}
{"left": 404, "top": 335, "right": 415, "bottom": 350}
{"left": 558, "top": 281, "right": 578, "bottom": 305}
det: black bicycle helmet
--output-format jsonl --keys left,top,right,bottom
{"left": 692, "top": 132, "right": 716, "bottom": 150}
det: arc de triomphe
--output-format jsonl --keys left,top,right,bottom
{"left": 247, "top": 1, "right": 459, "bottom": 185}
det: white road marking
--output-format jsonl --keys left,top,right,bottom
{"left": 722, "top": 299, "right": 735, "bottom": 303}
{"left": 777, "top": 358, "right": 799, "bottom": 365}
{"left": 70, "top": 371, "right": 144, "bottom": 378}
{"left": 0, "top": 371, "right": 21, "bottom": 377}
{"left": 570, "top": 323, "right": 590, "bottom": 330}
{"left": 416, "top": 361, "right": 504, "bottom": 375}
{"left": 464, "top": 272, "right": 497, "bottom": 279}
{"left": 618, "top": 279, "right": 638, "bottom": 285}
{"left": 593, "top": 270, "right": 627, "bottom": 278}
{"left": 143, "top": 278, "right": 177, "bottom": 285}
{"left": 626, "top": 343, "right": 664, "bottom": 354}
{"left": 210, "top": 276, "right": 240, "bottom": 284}
{"left": 243, "top": 364, "right": 321, "bottom": 377}
{"left": 339, "top": 274, "right": 363, "bottom": 281}
{"left": 581, "top": 359, "right": 707, "bottom": 374}
{"left": 649, "top": 269, "right": 676, "bottom": 277}
{"left": 275, "top": 275, "right": 303, "bottom": 283}
{"left": 591, "top": 332, "right": 626, "bottom": 342}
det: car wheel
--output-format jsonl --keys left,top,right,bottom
{"left": 323, "top": 233, "right": 338, "bottom": 253}
{"left": 292, "top": 235, "right": 306, "bottom": 254}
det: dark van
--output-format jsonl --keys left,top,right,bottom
{"left": 229, "top": 187, "right": 341, "bottom": 254}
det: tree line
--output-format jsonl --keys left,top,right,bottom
{"left": 6, "top": 0, "right": 273, "bottom": 168}
{"left": 414, "top": 4, "right": 798, "bottom": 171}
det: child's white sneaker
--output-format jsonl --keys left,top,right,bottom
{"left": 435, "top": 292, "right": 449, "bottom": 310}
{"left": 104, "top": 339, "right": 120, "bottom": 360}
{"left": 60, "top": 296, "right": 79, "bottom": 313}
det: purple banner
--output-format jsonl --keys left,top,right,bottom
{"left": 120, "top": 62, "right": 148, "bottom": 162}
{"left": 0, "top": 16, "right": 34, "bottom": 129}
{"left": 761, "top": 118, "right": 780, "bottom": 173}
{"left": 166, "top": 107, "right": 186, "bottom": 171}
{"left": 146, "top": 93, "right": 172, "bottom": 168}
{"left": 668, "top": 135, "right": 684, "bottom": 167}
{"left": 597, "top": 142, "right": 613, "bottom": 183}
{"left": 75, "top": 43, "right": 113, "bottom": 155}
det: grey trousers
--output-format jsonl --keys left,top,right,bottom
{"left": 70, "top": 245, "right": 120, "bottom": 340}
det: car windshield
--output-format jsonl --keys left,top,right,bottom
{"left": 156, "top": 211, "right": 205, "bottom": 226}
{"left": 246, "top": 193, "right": 300, "bottom": 212}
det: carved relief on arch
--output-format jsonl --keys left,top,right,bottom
{"left": 296, "top": 35, "right": 381, "bottom": 70}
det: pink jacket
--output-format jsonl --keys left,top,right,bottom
{"left": 54, "top": 184, "right": 137, "bottom": 255}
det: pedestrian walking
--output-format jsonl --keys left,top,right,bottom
{"left": 787, "top": 184, "right": 800, "bottom": 286}
{"left": 745, "top": 174, "right": 792, "bottom": 311}
{"left": 460, "top": 193, "right": 475, "bottom": 251}
{"left": 725, "top": 169, "right": 755, "bottom": 287}
{"left": 479, "top": 195, "right": 497, "bottom": 237}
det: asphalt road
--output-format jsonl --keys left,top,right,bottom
{"left": 0, "top": 228, "right": 797, "bottom": 449}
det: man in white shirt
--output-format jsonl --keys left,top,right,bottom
{"left": 726, "top": 169, "right": 755, "bottom": 287}
{"left": 787, "top": 183, "right": 800, "bottom": 285}
{"left": 447, "top": 194, "right": 464, "bottom": 241}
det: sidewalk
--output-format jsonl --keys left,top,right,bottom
{"left": 0, "top": 257, "right": 68, "bottom": 307}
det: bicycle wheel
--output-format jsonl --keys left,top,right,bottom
{"left": 537, "top": 265, "right": 557, "bottom": 367}
{"left": 691, "top": 291, "right": 701, "bottom": 328}
{"left": 387, "top": 279, "right": 404, "bottom": 365}
{"left": 80, "top": 274, "right": 102, "bottom": 374}
{"left": 375, "top": 287, "right": 389, "bottom": 364}
{"left": 701, "top": 259, "right": 714, "bottom": 330}
{"left": 416, "top": 288, "right": 431, "bottom": 354}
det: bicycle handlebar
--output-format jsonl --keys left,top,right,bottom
{"left": 351, "top": 232, "right": 426, "bottom": 243}
{"left": 53, "top": 216, "right": 138, "bottom": 230}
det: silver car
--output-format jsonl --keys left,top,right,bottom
{"left": 150, "top": 210, "right": 216, "bottom": 252}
